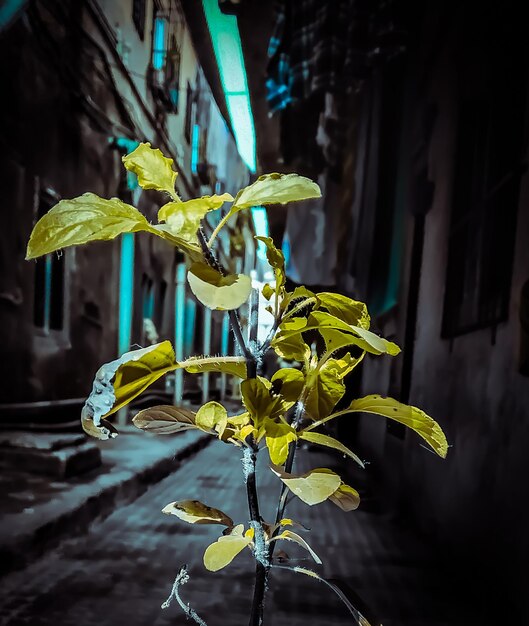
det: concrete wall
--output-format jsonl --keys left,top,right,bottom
{"left": 350, "top": 4, "right": 529, "bottom": 618}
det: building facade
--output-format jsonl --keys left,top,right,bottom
{"left": 0, "top": 0, "right": 251, "bottom": 419}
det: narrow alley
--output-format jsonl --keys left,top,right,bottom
{"left": 0, "top": 437, "right": 481, "bottom": 626}
{"left": 1, "top": 1, "right": 529, "bottom": 624}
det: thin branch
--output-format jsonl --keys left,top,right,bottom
{"left": 196, "top": 229, "right": 253, "bottom": 362}
{"left": 243, "top": 445, "right": 269, "bottom": 626}
{"left": 161, "top": 565, "right": 207, "bottom": 626}
{"left": 269, "top": 396, "right": 307, "bottom": 559}
{"left": 270, "top": 564, "right": 379, "bottom": 626}
{"left": 207, "top": 211, "right": 232, "bottom": 248}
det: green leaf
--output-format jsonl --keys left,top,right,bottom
{"left": 122, "top": 142, "right": 178, "bottom": 196}
{"left": 158, "top": 194, "right": 233, "bottom": 243}
{"left": 269, "top": 530, "right": 322, "bottom": 564}
{"left": 347, "top": 395, "right": 448, "bottom": 458}
{"left": 231, "top": 173, "right": 321, "bottom": 212}
{"left": 299, "top": 431, "right": 364, "bottom": 468}
{"left": 132, "top": 405, "right": 198, "bottom": 434}
{"left": 271, "top": 368, "right": 305, "bottom": 403}
{"left": 203, "top": 525, "right": 252, "bottom": 572}
{"left": 81, "top": 341, "right": 178, "bottom": 440}
{"left": 316, "top": 292, "right": 371, "bottom": 329}
{"left": 263, "top": 418, "right": 297, "bottom": 465}
{"left": 26, "top": 194, "right": 152, "bottom": 259}
{"left": 162, "top": 499, "right": 233, "bottom": 527}
{"left": 187, "top": 262, "right": 252, "bottom": 310}
{"left": 270, "top": 465, "right": 342, "bottom": 506}
{"left": 329, "top": 484, "right": 361, "bottom": 512}
{"left": 196, "top": 401, "right": 228, "bottom": 437}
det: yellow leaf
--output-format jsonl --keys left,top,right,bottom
{"left": 262, "top": 283, "right": 275, "bottom": 301}
{"left": 309, "top": 311, "right": 400, "bottom": 356}
{"left": 237, "top": 424, "right": 257, "bottom": 442}
{"left": 264, "top": 418, "right": 297, "bottom": 465}
{"left": 241, "top": 377, "right": 288, "bottom": 429}
{"left": 162, "top": 499, "right": 233, "bottom": 526}
{"left": 347, "top": 395, "right": 448, "bottom": 458}
{"left": 269, "top": 530, "right": 322, "bottom": 564}
{"left": 305, "top": 355, "right": 355, "bottom": 420}
{"left": 298, "top": 431, "right": 364, "bottom": 468}
{"left": 25, "top": 192, "right": 202, "bottom": 261}
{"left": 82, "top": 347, "right": 243, "bottom": 439}
{"left": 271, "top": 368, "right": 305, "bottom": 403}
{"left": 350, "top": 325, "right": 400, "bottom": 356}
{"left": 255, "top": 236, "right": 286, "bottom": 299}
{"left": 196, "top": 401, "right": 228, "bottom": 437}
{"left": 227, "top": 412, "right": 251, "bottom": 427}
{"left": 203, "top": 528, "right": 252, "bottom": 572}
{"left": 281, "top": 286, "right": 317, "bottom": 313}
{"left": 81, "top": 342, "right": 177, "bottom": 440}
{"left": 122, "top": 142, "right": 178, "bottom": 196}
{"left": 26, "top": 194, "right": 151, "bottom": 259}
{"left": 270, "top": 465, "right": 342, "bottom": 506}
{"left": 232, "top": 173, "right": 321, "bottom": 212}
{"left": 184, "top": 356, "right": 247, "bottom": 379}
{"left": 158, "top": 194, "right": 233, "bottom": 243}
{"left": 329, "top": 484, "right": 361, "bottom": 512}
{"left": 132, "top": 405, "right": 197, "bottom": 434}
{"left": 271, "top": 317, "right": 311, "bottom": 362}
{"left": 316, "top": 292, "right": 371, "bottom": 329}
{"left": 187, "top": 262, "right": 252, "bottom": 310}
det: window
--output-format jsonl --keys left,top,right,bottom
{"left": 149, "top": 8, "right": 182, "bottom": 113}
{"left": 442, "top": 26, "right": 526, "bottom": 337}
{"left": 165, "top": 35, "right": 181, "bottom": 112}
{"left": 132, "top": 0, "right": 146, "bottom": 40}
{"left": 33, "top": 190, "right": 65, "bottom": 332}
{"left": 152, "top": 12, "right": 168, "bottom": 74}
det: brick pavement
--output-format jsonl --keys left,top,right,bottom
{"left": 0, "top": 439, "right": 484, "bottom": 626}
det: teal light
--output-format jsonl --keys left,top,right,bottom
{"left": 0, "top": 0, "right": 28, "bottom": 30}
{"left": 152, "top": 17, "right": 166, "bottom": 70}
{"left": 202, "top": 0, "right": 256, "bottom": 172}
{"left": 43, "top": 256, "right": 52, "bottom": 330}
{"left": 118, "top": 234, "right": 135, "bottom": 355}
{"left": 191, "top": 123, "right": 200, "bottom": 174}
{"left": 251, "top": 206, "right": 269, "bottom": 259}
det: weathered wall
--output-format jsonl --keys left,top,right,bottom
{"left": 0, "top": 0, "right": 249, "bottom": 409}
{"left": 353, "top": 4, "right": 529, "bottom": 618}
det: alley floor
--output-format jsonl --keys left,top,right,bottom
{"left": 0, "top": 438, "right": 484, "bottom": 626}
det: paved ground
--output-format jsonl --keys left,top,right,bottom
{"left": 0, "top": 427, "right": 208, "bottom": 575}
{"left": 0, "top": 439, "right": 485, "bottom": 626}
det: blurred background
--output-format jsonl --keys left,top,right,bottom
{"left": 0, "top": 1, "right": 528, "bottom": 625}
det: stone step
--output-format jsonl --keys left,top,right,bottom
{"left": 0, "top": 432, "right": 101, "bottom": 479}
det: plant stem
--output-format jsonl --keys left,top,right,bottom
{"left": 269, "top": 398, "right": 306, "bottom": 559}
{"left": 207, "top": 211, "right": 231, "bottom": 248}
{"left": 244, "top": 445, "right": 268, "bottom": 626}
{"left": 197, "top": 229, "right": 253, "bottom": 362}
{"left": 198, "top": 226, "right": 267, "bottom": 623}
